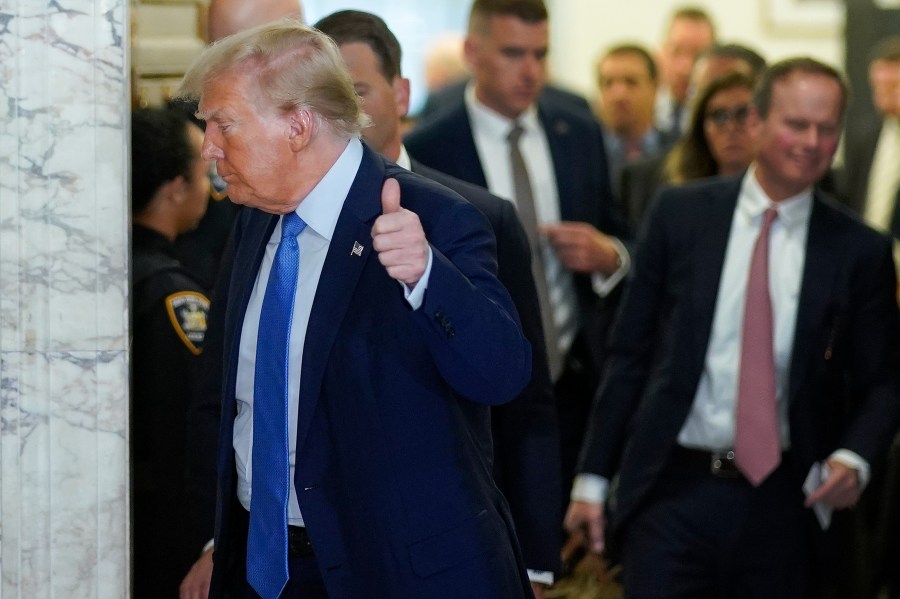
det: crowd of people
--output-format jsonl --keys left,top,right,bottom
{"left": 129, "top": 0, "right": 900, "bottom": 597}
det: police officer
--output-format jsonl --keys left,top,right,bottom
{"left": 131, "top": 107, "right": 212, "bottom": 598}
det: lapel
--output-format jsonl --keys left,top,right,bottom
{"left": 788, "top": 193, "right": 842, "bottom": 402}
{"left": 293, "top": 145, "right": 384, "bottom": 453}
{"left": 537, "top": 101, "right": 577, "bottom": 221}
{"left": 689, "top": 180, "right": 741, "bottom": 376}
{"left": 455, "top": 106, "right": 489, "bottom": 188}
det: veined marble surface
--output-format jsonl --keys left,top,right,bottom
{"left": 0, "top": 2, "right": 130, "bottom": 597}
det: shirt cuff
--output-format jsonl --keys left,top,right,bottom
{"left": 570, "top": 473, "right": 610, "bottom": 504}
{"left": 591, "top": 237, "right": 630, "bottom": 297}
{"left": 201, "top": 538, "right": 214, "bottom": 555}
{"left": 527, "top": 569, "right": 554, "bottom": 585}
{"left": 829, "top": 449, "right": 871, "bottom": 490}
{"left": 402, "top": 247, "right": 433, "bottom": 310}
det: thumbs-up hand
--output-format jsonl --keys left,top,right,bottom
{"left": 371, "top": 178, "right": 428, "bottom": 287}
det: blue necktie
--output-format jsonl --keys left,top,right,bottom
{"left": 247, "top": 212, "right": 307, "bottom": 599}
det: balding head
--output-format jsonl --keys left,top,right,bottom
{"left": 207, "top": 0, "right": 303, "bottom": 42}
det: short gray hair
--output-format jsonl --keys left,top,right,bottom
{"left": 178, "top": 18, "right": 369, "bottom": 137}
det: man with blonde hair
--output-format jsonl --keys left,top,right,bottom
{"left": 180, "top": 19, "right": 534, "bottom": 599}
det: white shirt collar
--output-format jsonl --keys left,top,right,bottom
{"left": 464, "top": 81, "right": 540, "bottom": 139}
{"left": 273, "top": 136, "right": 363, "bottom": 243}
{"left": 740, "top": 163, "right": 814, "bottom": 229}
{"left": 396, "top": 144, "right": 412, "bottom": 170}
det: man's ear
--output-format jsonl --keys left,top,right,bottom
{"left": 288, "top": 108, "right": 315, "bottom": 152}
{"left": 162, "top": 175, "right": 188, "bottom": 205}
{"left": 463, "top": 35, "right": 479, "bottom": 72}
{"left": 393, "top": 77, "right": 411, "bottom": 118}
{"left": 746, "top": 104, "right": 763, "bottom": 133}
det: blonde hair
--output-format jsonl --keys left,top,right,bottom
{"left": 178, "top": 18, "right": 369, "bottom": 137}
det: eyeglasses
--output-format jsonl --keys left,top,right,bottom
{"left": 705, "top": 105, "right": 750, "bottom": 127}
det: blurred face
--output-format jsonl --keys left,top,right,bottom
{"left": 597, "top": 51, "right": 657, "bottom": 137}
{"left": 688, "top": 56, "right": 753, "bottom": 104}
{"left": 339, "top": 42, "right": 409, "bottom": 161}
{"left": 869, "top": 59, "right": 900, "bottom": 118}
{"left": 198, "top": 68, "right": 299, "bottom": 213}
{"left": 703, "top": 85, "right": 755, "bottom": 176}
{"left": 178, "top": 123, "right": 211, "bottom": 233}
{"left": 659, "top": 17, "right": 715, "bottom": 102}
{"left": 465, "top": 15, "right": 548, "bottom": 119}
{"left": 751, "top": 72, "right": 843, "bottom": 201}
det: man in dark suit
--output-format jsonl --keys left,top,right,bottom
{"left": 313, "top": 10, "right": 562, "bottom": 595}
{"left": 178, "top": 20, "right": 534, "bottom": 599}
{"left": 565, "top": 57, "right": 900, "bottom": 598}
{"left": 404, "top": 0, "right": 630, "bottom": 507}
{"left": 837, "top": 36, "right": 900, "bottom": 244}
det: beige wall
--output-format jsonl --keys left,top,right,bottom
{"left": 548, "top": 0, "right": 844, "bottom": 99}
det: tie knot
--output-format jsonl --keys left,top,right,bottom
{"left": 281, "top": 212, "right": 307, "bottom": 240}
{"left": 762, "top": 207, "right": 778, "bottom": 230}
{"left": 507, "top": 123, "right": 525, "bottom": 145}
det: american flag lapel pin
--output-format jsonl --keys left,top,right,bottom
{"left": 351, "top": 241, "right": 364, "bottom": 257}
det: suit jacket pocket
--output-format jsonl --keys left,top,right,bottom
{"left": 407, "top": 508, "right": 493, "bottom": 578}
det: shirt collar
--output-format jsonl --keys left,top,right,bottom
{"left": 396, "top": 144, "right": 412, "bottom": 170}
{"left": 739, "top": 163, "right": 814, "bottom": 229}
{"left": 273, "top": 136, "right": 363, "bottom": 243}
{"left": 464, "top": 81, "right": 540, "bottom": 139}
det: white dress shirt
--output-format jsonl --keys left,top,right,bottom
{"left": 572, "top": 166, "right": 868, "bottom": 504}
{"left": 233, "top": 138, "right": 432, "bottom": 525}
{"left": 464, "top": 85, "right": 628, "bottom": 361}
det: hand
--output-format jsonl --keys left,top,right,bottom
{"left": 803, "top": 459, "right": 861, "bottom": 510}
{"left": 371, "top": 178, "right": 429, "bottom": 287}
{"left": 540, "top": 221, "right": 620, "bottom": 275}
{"left": 179, "top": 547, "right": 213, "bottom": 599}
{"left": 530, "top": 581, "right": 547, "bottom": 599}
{"left": 563, "top": 499, "right": 606, "bottom": 554}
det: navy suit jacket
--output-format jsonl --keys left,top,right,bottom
{"left": 204, "top": 145, "right": 534, "bottom": 598}
{"left": 411, "top": 158, "right": 562, "bottom": 574}
{"left": 579, "top": 176, "right": 900, "bottom": 546}
{"left": 405, "top": 95, "right": 627, "bottom": 369}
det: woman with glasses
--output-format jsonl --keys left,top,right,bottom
{"left": 664, "top": 71, "right": 757, "bottom": 183}
{"left": 620, "top": 72, "right": 757, "bottom": 233}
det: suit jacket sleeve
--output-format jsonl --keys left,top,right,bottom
{"left": 400, "top": 173, "right": 533, "bottom": 406}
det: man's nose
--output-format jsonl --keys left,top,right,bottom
{"left": 201, "top": 134, "right": 223, "bottom": 161}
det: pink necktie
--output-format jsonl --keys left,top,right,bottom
{"left": 735, "top": 207, "right": 781, "bottom": 486}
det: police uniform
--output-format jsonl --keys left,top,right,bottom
{"left": 132, "top": 223, "right": 211, "bottom": 598}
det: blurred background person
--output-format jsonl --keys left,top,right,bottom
{"left": 837, "top": 36, "right": 900, "bottom": 247}
{"left": 131, "top": 107, "right": 213, "bottom": 599}
{"left": 594, "top": 43, "right": 676, "bottom": 193}
{"left": 833, "top": 34, "right": 900, "bottom": 599}
{"left": 654, "top": 5, "right": 716, "bottom": 137}
{"left": 206, "top": 0, "right": 302, "bottom": 42}
{"left": 686, "top": 42, "right": 767, "bottom": 115}
{"left": 405, "top": 0, "right": 629, "bottom": 523}
{"left": 621, "top": 71, "right": 757, "bottom": 233}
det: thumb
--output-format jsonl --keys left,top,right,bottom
{"left": 381, "top": 178, "right": 401, "bottom": 214}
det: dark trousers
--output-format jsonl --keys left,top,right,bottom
{"left": 555, "top": 333, "right": 600, "bottom": 511}
{"left": 224, "top": 509, "right": 328, "bottom": 599}
{"left": 621, "top": 451, "right": 812, "bottom": 599}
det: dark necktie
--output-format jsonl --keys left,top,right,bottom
{"left": 734, "top": 207, "right": 780, "bottom": 486}
{"left": 507, "top": 123, "right": 562, "bottom": 379}
{"left": 247, "top": 212, "right": 307, "bottom": 599}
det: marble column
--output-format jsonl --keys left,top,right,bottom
{"left": 0, "top": 1, "right": 130, "bottom": 597}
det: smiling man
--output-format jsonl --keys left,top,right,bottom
{"left": 565, "top": 57, "right": 900, "bottom": 598}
